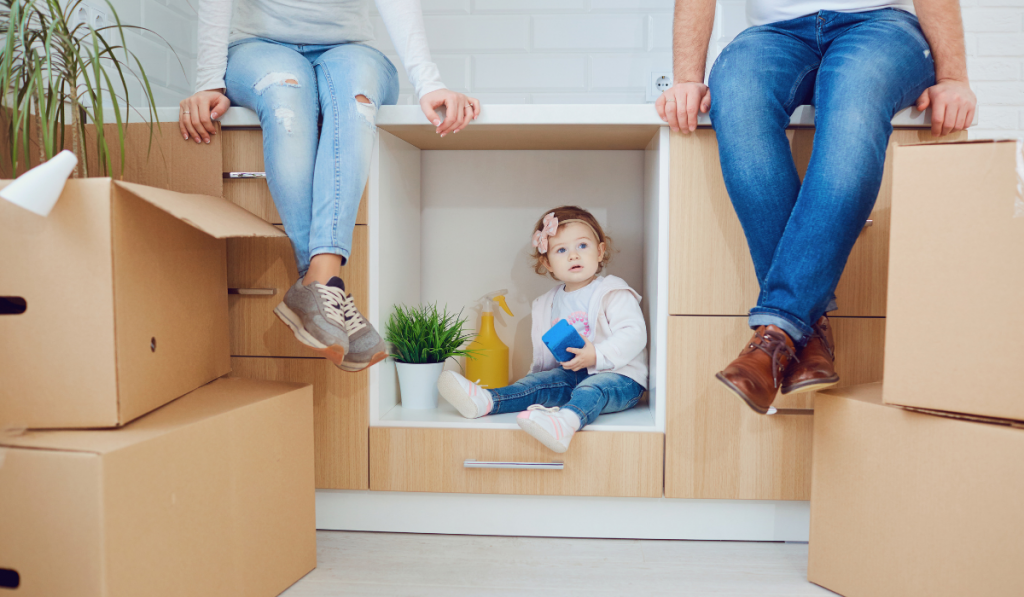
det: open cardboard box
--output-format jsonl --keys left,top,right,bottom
{"left": 884, "top": 139, "right": 1024, "bottom": 421}
{"left": 809, "top": 382, "right": 1024, "bottom": 597}
{"left": 0, "top": 377, "right": 316, "bottom": 597}
{"left": 0, "top": 180, "right": 285, "bottom": 429}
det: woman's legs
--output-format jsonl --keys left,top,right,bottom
{"left": 306, "top": 44, "right": 399, "bottom": 276}
{"left": 224, "top": 40, "right": 320, "bottom": 275}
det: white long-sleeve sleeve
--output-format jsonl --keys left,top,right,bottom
{"left": 591, "top": 291, "right": 648, "bottom": 374}
{"left": 195, "top": 0, "right": 232, "bottom": 92}
{"left": 193, "top": 0, "right": 446, "bottom": 101}
{"left": 374, "top": 0, "right": 446, "bottom": 100}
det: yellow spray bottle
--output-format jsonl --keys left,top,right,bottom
{"left": 465, "top": 290, "right": 514, "bottom": 389}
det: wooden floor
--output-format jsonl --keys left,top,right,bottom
{"left": 282, "top": 531, "right": 837, "bottom": 596}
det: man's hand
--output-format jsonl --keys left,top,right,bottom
{"left": 916, "top": 78, "right": 976, "bottom": 137}
{"left": 656, "top": 82, "right": 711, "bottom": 133}
{"left": 563, "top": 337, "right": 597, "bottom": 372}
{"left": 420, "top": 89, "right": 480, "bottom": 138}
{"left": 179, "top": 90, "right": 230, "bottom": 144}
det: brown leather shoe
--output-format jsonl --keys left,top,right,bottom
{"left": 715, "top": 325, "right": 797, "bottom": 414}
{"left": 781, "top": 315, "right": 839, "bottom": 395}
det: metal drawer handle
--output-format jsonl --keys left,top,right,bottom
{"left": 767, "top": 407, "right": 814, "bottom": 416}
{"left": 464, "top": 460, "right": 564, "bottom": 470}
{"left": 864, "top": 219, "right": 873, "bottom": 228}
{"left": 228, "top": 288, "right": 277, "bottom": 296}
{"left": 224, "top": 172, "right": 266, "bottom": 179}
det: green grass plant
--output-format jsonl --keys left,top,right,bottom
{"left": 384, "top": 303, "right": 476, "bottom": 364}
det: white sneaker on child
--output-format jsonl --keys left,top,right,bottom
{"left": 516, "top": 405, "right": 581, "bottom": 454}
{"left": 437, "top": 371, "right": 493, "bottom": 419}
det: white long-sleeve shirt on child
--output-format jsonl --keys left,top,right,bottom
{"left": 195, "top": 0, "right": 445, "bottom": 99}
{"left": 530, "top": 275, "right": 649, "bottom": 390}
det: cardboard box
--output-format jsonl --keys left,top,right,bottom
{"left": 0, "top": 377, "right": 316, "bottom": 597}
{"left": 0, "top": 180, "right": 284, "bottom": 429}
{"left": 809, "top": 383, "right": 1024, "bottom": 597}
{"left": 885, "top": 140, "right": 1024, "bottom": 421}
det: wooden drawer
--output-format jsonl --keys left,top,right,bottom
{"left": 664, "top": 315, "right": 885, "bottom": 500}
{"left": 668, "top": 129, "right": 957, "bottom": 317}
{"left": 231, "top": 356, "right": 368, "bottom": 490}
{"left": 370, "top": 427, "right": 664, "bottom": 497}
{"left": 222, "top": 129, "right": 368, "bottom": 225}
{"left": 227, "top": 224, "right": 369, "bottom": 357}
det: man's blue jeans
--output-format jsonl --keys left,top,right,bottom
{"left": 225, "top": 39, "right": 399, "bottom": 275}
{"left": 489, "top": 369, "right": 644, "bottom": 429}
{"left": 708, "top": 8, "right": 935, "bottom": 344}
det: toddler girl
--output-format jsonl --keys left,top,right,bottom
{"left": 437, "top": 206, "right": 648, "bottom": 453}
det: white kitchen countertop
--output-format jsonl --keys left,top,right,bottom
{"left": 216, "top": 103, "right": 933, "bottom": 128}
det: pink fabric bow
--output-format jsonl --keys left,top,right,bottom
{"left": 531, "top": 212, "right": 559, "bottom": 254}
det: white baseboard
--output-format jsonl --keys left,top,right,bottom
{"left": 316, "top": 490, "right": 810, "bottom": 542}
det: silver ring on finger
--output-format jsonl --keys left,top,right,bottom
{"left": 184, "top": 110, "right": 191, "bottom": 115}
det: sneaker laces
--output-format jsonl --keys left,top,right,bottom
{"left": 339, "top": 292, "right": 367, "bottom": 334}
{"left": 750, "top": 330, "right": 797, "bottom": 388}
{"left": 527, "top": 404, "right": 560, "bottom": 414}
{"left": 316, "top": 284, "right": 348, "bottom": 327}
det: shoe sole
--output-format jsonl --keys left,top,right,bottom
{"left": 436, "top": 371, "right": 484, "bottom": 418}
{"left": 715, "top": 372, "right": 771, "bottom": 415}
{"left": 781, "top": 375, "right": 840, "bottom": 395}
{"left": 334, "top": 351, "right": 388, "bottom": 373}
{"left": 274, "top": 303, "right": 347, "bottom": 366}
{"left": 516, "top": 418, "right": 569, "bottom": 454}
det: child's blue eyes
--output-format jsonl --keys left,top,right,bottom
{"left": 555, "top": 243, "right": 588, "bottom": 254}
{"left": 579, "top": 243, "right": 588, "bottom": 250}
{"left": 557, "top": 247, "right": 566, "bottom": 254}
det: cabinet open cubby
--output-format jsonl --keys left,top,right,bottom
{"left": 368, "top": 106, "right": 670, "bottom": 433}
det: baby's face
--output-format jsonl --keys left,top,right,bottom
{"left": 544, "top": 222, "right": 605, "bottom": 286}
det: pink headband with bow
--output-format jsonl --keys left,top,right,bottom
{"left": 531, "top": 212, "right": 598, "bottom": 254}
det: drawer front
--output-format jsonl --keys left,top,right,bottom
{"left": 668, "top": 129, "right": 956, "bottom": 317}
{"left": 222, "top": 129, "right": 368, "bottom": 225}
{"left": 370, "top": 427, "right": 664, "bottom": 497}
{"left": 664, "top": 315, "right": 885, "bottom": 500}
{"left": 227, "top": 224, "right": 369, "bottom": 357}
{"left": 231, "top": 356, "right": 369, "bottom": 490}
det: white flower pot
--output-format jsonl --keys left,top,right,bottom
{"left": 396, "top": 361, "right": 446, "bottom": 410}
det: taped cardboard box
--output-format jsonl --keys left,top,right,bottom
{"left": 809, "top": 383, "right": 1024, "bottom": 597}
{"left": 0, "top": 179, "right": 285, "bottom": 429}
{"left": 884, "top": 140, "right": 1024, "bottom": 421}
{"left": 0, "top": 377, "right": 316, "bottom": 597}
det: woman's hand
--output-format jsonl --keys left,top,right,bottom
{"left": 179, "top": 90, "right": 231, "bottom": 144}
{"left": 419, "top": 89, "right": 480, "bottom": 138}
{"left": 563, "top": 337, "right": 597, "bottom": 372}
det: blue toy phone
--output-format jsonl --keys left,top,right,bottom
{"left": 542, "top": 319, "right": 586, "bottom": 363}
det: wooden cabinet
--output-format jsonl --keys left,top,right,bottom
{"left": 221, "top": 129, "right": 368, "bottom": 225}
{"left": 231, "top": 357, "right": 369, "bottom": 489}
{"left": 226, "top": 225, "right": 368, "bottom": 357}
{"left": 667, "top": 129, "right": 953, "bottom": 318}
{"left": 664, "top": 315, "right": 886, "bottom": 500}
{"left": 370, "top": 427, "right": 663, "bottom": 497}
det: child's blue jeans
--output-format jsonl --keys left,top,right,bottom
{"left": 224, "top": 38, "right": 400, "bottom": 276}
{"left": 489, "top": 369, "right": 644, "bottom": 428}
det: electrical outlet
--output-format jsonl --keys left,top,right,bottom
{"left": 68, "top": 2, "right": 109, "bottom": 31}
{"left": 647, "top": 72, "right": 673, "bottom": 102}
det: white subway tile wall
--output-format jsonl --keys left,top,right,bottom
{"left": 126, "top": 0, "right": 1019, "bottom": 138}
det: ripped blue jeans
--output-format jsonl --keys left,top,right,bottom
{"left": 225, "top": 39, "right": 399, "bottom": 275}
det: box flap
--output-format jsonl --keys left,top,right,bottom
{"left": 0, "top": 378, "right": 308, "bottom": 455}
{"left": 822, "top": 383, "right": 1024, "bottom": 430}
{"left": 895, "top": 138, "right": 1015, "bottom": 149}
{"left": 112, "top": 181, "right": 284, "bottom": 239}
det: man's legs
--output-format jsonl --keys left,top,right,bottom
{"left": 751, "top": 9, "right": 937, "bottom": 338}
{"left": 708, "top": 18, "right": 818, "bottom": 292}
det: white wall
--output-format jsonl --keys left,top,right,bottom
{"left": 120, "top": 0, "right": 1023, "bottom": 139}
{"left": 105, "top": 0, "right": 197, "bottom": 111}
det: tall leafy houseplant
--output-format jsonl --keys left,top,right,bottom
{"left": 384, "top": 304, "right": 476, "bottom": 410}
{"left": 0, "top": 0, "right": 161, "bottom": 177}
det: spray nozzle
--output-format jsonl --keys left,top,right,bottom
{"left": 479, "top": 290, "right": 514, "bottom": 317}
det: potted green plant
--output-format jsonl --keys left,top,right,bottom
{"left": 1, "top": 0, "right": 162, "bottom": 177}
{"left": 384, "top": 303, "right": 476, "bottom": 410}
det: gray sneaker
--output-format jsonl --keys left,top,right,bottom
{"left": 274, "top": 277, "right": 351, "bottom": 366}
{"left": 332, "top": 278, "right": 388, "bottom": 372}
